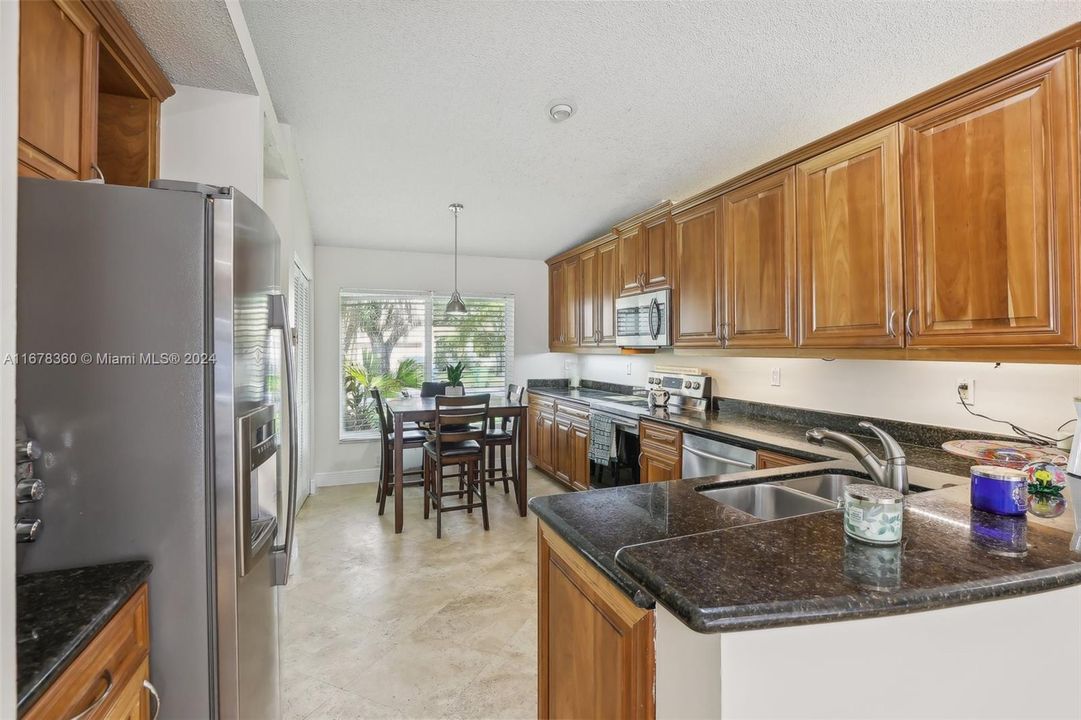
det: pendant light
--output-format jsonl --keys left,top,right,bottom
{"left": 446, "top": 203, "right": 468, "bottom": 315}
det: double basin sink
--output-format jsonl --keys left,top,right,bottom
{"left": 697, "top": 471, "right": 872, "bottom": 521}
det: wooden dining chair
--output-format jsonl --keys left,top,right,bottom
{"left": 422, "top": 394, "right": 491, "bottom": 538}
{"left": 370, "top": 387, "right": 428, "bottom": 515}
{"left": 485, "top": 384, "right": 524, "bottom": 504}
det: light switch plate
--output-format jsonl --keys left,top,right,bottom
{"left": 770, "top": 368, "right": 781, "bottom": 387}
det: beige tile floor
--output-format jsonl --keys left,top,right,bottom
{"left": 281, "top": 469, "right": 567, "bottom": 720}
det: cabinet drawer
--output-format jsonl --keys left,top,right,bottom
{"left": 25, "top": 584, "right": 150, "bottom": 720}
{"left": 529, "top": 394, "right": 555, "bottom": 412}
{"left": 640, "top": 420, "right": 681, "bottom": 448}
{"left": 554, "top": 401, "right": 590, "bottom": 422}
{"left": 756, "top": 449, "right": 808, "bottom": 470}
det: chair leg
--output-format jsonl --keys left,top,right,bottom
{"left": 435, "top": 461, "right": 443, "bottom": 539}
{"left": 466, "top": 462, "right": 474, "bottom": 514}
{"left": 375, "top": 441, "right": 385, "bottom": 503}
{"left": 510, "top": 440, "right": 520, "bottom": 507}
{"left": 478, "top": 460, "right": 490, "bottom": 531}
{"left": 422, "top": 454, "right": 430, "bottom": 520}
{"left": 500, "top": 445, "right": 510, "bottom": 493}
{"left": 377, "top": 445, "right": 389, "bottom": 516}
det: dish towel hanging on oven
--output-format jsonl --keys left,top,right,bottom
{"left": 589, "top": 412, "right": 617, "bottom": 466}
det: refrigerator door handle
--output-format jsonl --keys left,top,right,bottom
{"left": 269, "top": 292, "right": 299, "bottom": 586}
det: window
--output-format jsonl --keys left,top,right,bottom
{"left": 339, "top": 291, "right": 514, "bottom": 439}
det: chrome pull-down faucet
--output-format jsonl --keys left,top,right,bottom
{"left": 806, "top": 421, "right": 909, "bottom": 494}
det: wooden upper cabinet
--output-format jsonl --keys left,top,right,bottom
{"left": 641, "top": 213, "right": 672, "bottom": 289}
{"left": 900, "top": 52, "right": 1079, "bottom": 348}
{"left": 672, "top": 199, "right": 722, "bottom": 346}
{"left": 549, "top": 257, "right": 581, "bottom": 350}
{"left": 617, "top": 224, "right": 645, "bottom": 295}
{"left": 721, "top": 167, "right": 797, "bottom": 347}
{"left": 19, "top": 0, "right": 100, "bottom": 180}
{"left": 796, "top": 125, "right": 905, "bottom": 348}
{"left": 581, "top": 239, "right": 619, "bottom": 346}
{"left": 597, "top": 240, "right": 619, "bottom": 345}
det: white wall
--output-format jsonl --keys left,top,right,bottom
{"left": 159, "top": 85, "right": 264, "bottom": 203}
{"left": 0, "top": 3, "right": 17, "bottom": 715}
{"left": 313, "top": 245, "right": 568, "bottom": 483}
{"left": 574, "top": 353, "right": 1080, "bottom": 439}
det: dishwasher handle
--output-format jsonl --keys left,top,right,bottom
{"left": 682, "top": 445, "right": 756, "bottom": 469}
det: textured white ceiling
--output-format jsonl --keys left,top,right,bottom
{"left": 116, "top": 0, "right": 256, "bottom": 94}
{"left": 239, "top": 1, "right": 1078, "bottom": 259}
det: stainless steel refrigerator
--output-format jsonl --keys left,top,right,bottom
{"left": 16, "top": 178, "right": 298, "bottom": 720}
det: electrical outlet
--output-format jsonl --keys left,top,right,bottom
{"left": 625, "top": 362, "right": 633, "bottom": 376}
{"left": 956, "top": 378, "right": 975, "bottom": 405}
{"left": 770, "top": 368, "right": 782, "bottom": 387}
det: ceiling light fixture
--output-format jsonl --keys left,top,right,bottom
{"left": 549, "top": 103, "right": 574, "bottom": 122}
{"left": 446, "top": 203, "right": 467, "bottom": 316}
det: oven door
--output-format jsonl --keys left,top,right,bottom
{"left": 615, "top": 289, "right": 670, "bottom": 347}
{"left": 589, "top": 416, "right": 641, "bottom": 488}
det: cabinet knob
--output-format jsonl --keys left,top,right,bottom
{"left": 15, "top": 518, "right": 41, "bottom": 543}
{"left": 16, "top": 478, "right": 44, "bottom": 503}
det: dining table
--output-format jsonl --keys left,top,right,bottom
{"left": 384, "top": 394, "right": 529, "bottom": 533}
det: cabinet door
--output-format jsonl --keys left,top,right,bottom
{"left": 530, "top": 405, "right": 554, "bottom": 473}
{"left": 104, "top": 658, "right": 150, "bottom": 720}
{"left": 562, "top": 256, "right": 582, "bottom": 347}
{"left": 617, "top": 225, "right": 644, "bottom": 296}
{"left": 549, "top": 263, "right": 564, "bottom": 350}
{"left": 18, "top": 0, "right": 100, "bottom": 180}
{"left": 672, "top": 200, "right": 723, "bottom": 346}
{"left": 901, "top": 53, "right": 1079, "bottom": 348}
{"left": 642, "top": 213, "right": 672, "bottom": 289}
{"left": 722, "top": 168, "right": 797, "bottom": 347}
{"left": 797, "top": 125, "right": 904, "bottom": 348}
{"left": 579, "top": 248, "right": 599, "bottom": 346}
{"left": 569, "top": 420, "right": 590, "bottom": 491}
{"left": 538, "top": 524, "right": 655, "bottom": 720}
{"left": 597, "top": 240, "right": 619, "bottom": 345}
{"left": 640, "top": 445, "right": 680, "bottom": 483}
{"left": 553, "top": 413, "right": 574, "bottom": 484}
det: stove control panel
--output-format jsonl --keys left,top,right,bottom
{"left": 646, "top": 371, "right": 711, "bottom": 399}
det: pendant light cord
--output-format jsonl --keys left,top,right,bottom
{"left": 454, "top": 209, "right": 458, "bottom": 292}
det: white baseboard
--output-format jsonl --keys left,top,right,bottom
{"left": 313, "top": 468, "right": 381, "bottom": 488}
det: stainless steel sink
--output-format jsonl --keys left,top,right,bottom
{"left": 775, "top": 471, "right": 870, "bottom": 502}
{"left": 697, "top": 484, "right": 836, "bottom": 521}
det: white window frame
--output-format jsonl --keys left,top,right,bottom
{"left": 337, "top": 288, "right": 515, "bottom": 442}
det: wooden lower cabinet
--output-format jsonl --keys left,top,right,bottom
{"left": 26, "top": 583, "right": 152, "bottom": 720}
{"left": 538, "top": 522, "right": 655, "bottom": 720}
{"left": 639, "top": 420, "right": 682, "bottom": 483}
{"left": 529, "top": 396, "right": 590, "bottom": 490}
{"left": 756, "top": 448, "right": 807, "bottom": 470}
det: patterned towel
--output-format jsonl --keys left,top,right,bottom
{"left": 589, "top": 412, "right": 616, "bottom": 466}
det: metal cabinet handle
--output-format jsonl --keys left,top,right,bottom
{"left": 143, "top": 679, "right": 161, "bottom": 720}
{"left": 90, "top": 164, "right": 105, "bottom": 183}
{"left": 887, "top": 310, "right": 898, "bottom": 338}
{"left": 719, "top": 322, "right": 729, "bottom": 347}
{"left": 904, "top": 308, "right": 916, "bottom": 338}
{"left": 683, "top": 445, "right": 756, "bottom": 468}
{"left": 69, "top": 670, "right": 112, "bottom": 720}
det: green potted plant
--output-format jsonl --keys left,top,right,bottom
{"left": 444, "top": 361, "right": 467, "bottom": 395}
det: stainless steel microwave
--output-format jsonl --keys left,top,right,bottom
{"left": 615, "top": 288, "right": 670, "bottom": 347}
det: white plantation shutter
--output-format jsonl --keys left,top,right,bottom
{"left": 431, "top": 295, "right": 514, "bottom": 392}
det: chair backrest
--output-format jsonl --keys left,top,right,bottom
{"left": 368, "top": 386, "right": 390, "bottom": 437}
{"left": 434, "top": 394, "right": 490, "bottom": 452}
{"left": 495, "top": 383, "right": 525, "bottom": 432}
{"left": 421, "top": 381, "right": 449, "bottom": 398}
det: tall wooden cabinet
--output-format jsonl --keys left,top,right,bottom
{"left": 900, "top": 52, "right": 1079, "bottom": 348}
{"left": 721, "top": 167, "right": 797, "bottom": 347}
{"left": 671, "top": 199, "right": 722, "bottom": 347}
{"left": 549, "top": 257, "right": 581, "bottom": 350}
{"left": 796, "top": 125, "right": 905, "bottom": 348}
{"left": 18, "top": 0, "right": 174, "bottom": 186}
{"left": 538, "top": 522, "right": 655, "bottom": 720}
{"left": 580, "top": 237, "right": 619, "bottom": 347}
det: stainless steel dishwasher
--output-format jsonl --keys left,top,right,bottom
{"left": 681, "top": 433, "right": 757, "bottom": 478}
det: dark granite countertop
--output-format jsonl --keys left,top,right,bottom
{"left": 526, "top": 385, "right": 978, "bottom": 478}
{"left": 531, "top": 469, "right": 1081, "bottom": 633}
{"left": 17, "top": 561, "right": 152, "bottom": 715}
{"left": 616, "top": 482, "right": 1081, "bottom": 632}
